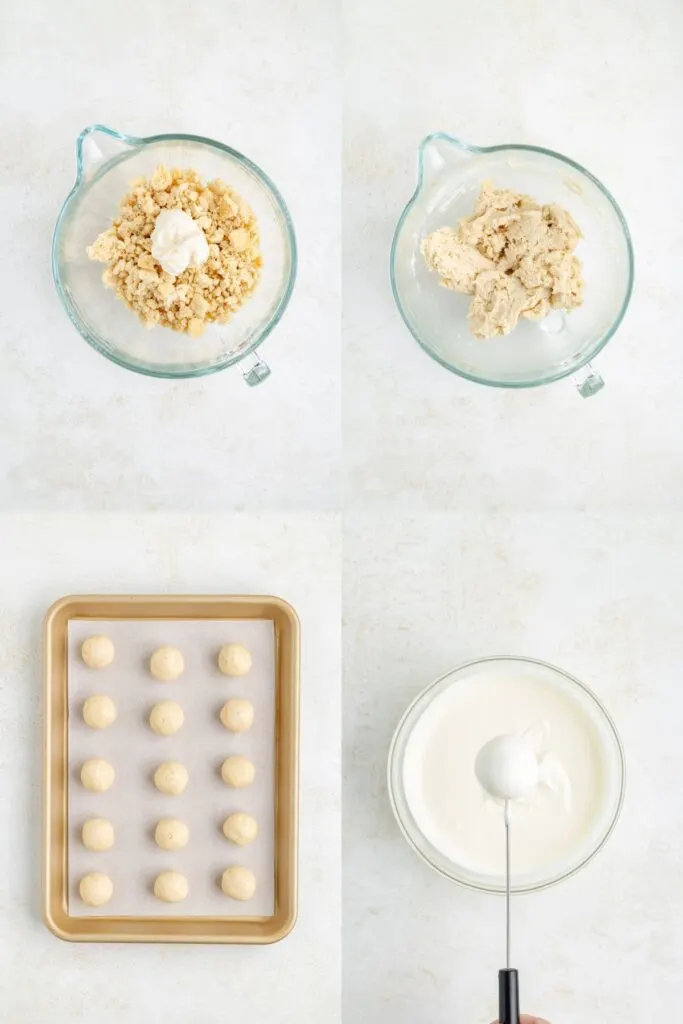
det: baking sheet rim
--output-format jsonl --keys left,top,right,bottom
{"left": 43, "top": 593, "right": 300, "bottom": 944}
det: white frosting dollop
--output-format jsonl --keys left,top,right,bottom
{"left": 151, "top": 209, "right": 209, "bottom": 277}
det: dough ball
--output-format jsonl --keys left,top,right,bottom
{"left": 81, "top": 635, "right": 115, "bottom": 669}
{"left": 222, "top": 812, "right": 258, "bottom": 846}
{"left": 153, "top": 761, "right": 188, "bottom": 795}
{"left": 150, "top": 646, "right": 184, "bottom": 682}
{"left": 218, "top": 643, "right": 252, "bottom": 677}
{"left": 82, "top": 694, "right": 117, "bottom": 729}
{"left": 149, "top": 700, "right": 185, "bottom": 736}
{"left": 221, "top": 865, "right": 256, "bottom": 901}
{"left": 219, "top": 698, "right": 254, "bottom": 733}
{"left": 82, "top": 817, "right": 115, "bottom": 851}
{"left": 79, "top": 872, "right": 113, "bottom": 907}
{"left": 81, "top": 758, "right": 115, "bottom": 792}
{"left": 154, "top": 871, "right": 189, "bottom": 903}
{"left": 221, "top": 755, "right": 256, "bottom": 788}
{"left": 155, "top": 818, "right": 189, "bottom": 851}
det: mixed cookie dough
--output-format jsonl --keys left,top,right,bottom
{"left": 82, "top": 694, "right": 117, "bottom": 729}
{"left": 87, "top": 166, "right": 262, "bottom": 337}
{"left": 155, "top": 818, "right": 190, "bottom": 851}
{"left": 221, "top": 865, "right": 256, "bottom": 901}
{"left": 81, "top": 635, "right": 115, "bottom": 669}
{"left": 82, "top": 818, "right": 115, "bottom": 852}
{"left": 150, "top": 645, "right": 185, "bottom": 681}
{"left": 421, "top": 181, "right": 584, "bottom": 338}
{"left": 223, "top": 812, "right": 259, "bottom": 846}
{"left": 220, "top": 698, "right": 254, "bottom": 732}
{"left": 149, "top": 699, "right": 185, "bottom": 735}
{"left": 218, "top": 642, "right": 252, "bottom": 677}
{"left": 81, "top": 758, "right": 115, "bottom": 792}
{"left": 154, "top": 761, "right": 189, "bottom": 795}
{"left": 79, "top": 872, "right": 113, "bottom": 907}
{"left": 154, "top": 871, "right": 189, "bottom": 903}
{"left": 221, "top": 755, "right": 256, "bottom": 788}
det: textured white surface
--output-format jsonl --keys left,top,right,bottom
{"left": 343, "top": 513, "right": 683, "bottom": 1022}
{"left": 344, "top": 0, "right": 683, "bottom": 510}
{"left": 0, "top": 514, "right": 341, "bottom": 1023}
{"left": 0, "top": 0, "right": 340, "bottom": 511}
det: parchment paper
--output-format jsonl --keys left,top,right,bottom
{"left": 67, "top": 618, "right": 275, "bottom": 917}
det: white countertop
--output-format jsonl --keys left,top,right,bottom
{"left": 344, "top": 0, "right": 683, "bottom": 511}
{"left": 0, "top": 0, "right": 340, "bottom": 512}
{"left": 343, "top": 511, "right": 682, "bottom": 1022}
{"left": 0, "top": 513, "right": 341, "bottom": 1023}
{"left": 4, "top": 0, "right": 683, "bottom": 1020}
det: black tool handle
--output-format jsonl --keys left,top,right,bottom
{"left": 498, "top": 968, "right": 520, "bottom": 1024}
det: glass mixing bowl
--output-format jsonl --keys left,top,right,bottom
{"left": 391, "top": 134, "right": 634, "bottom": 396}
{"left": 388, "top": 656, "right": 625, "bottom": 894}
{"left": 53, "top": 125, "right": 297, "bottom": 381}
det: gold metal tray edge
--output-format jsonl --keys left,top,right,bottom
{"left": 43, "top": 593, "right": 300, "bottom": 944}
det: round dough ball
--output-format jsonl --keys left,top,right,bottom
{"left": 81, "top": 758, "right": 115, "bottom": 792}
{"left": 79, "top": 872, "right": 113, "bottom": 907}
{"left": 218, "top": 643, "right": 252, "bottom": 677}
{"left": 154, "top": 871, "right": 189, "bottom": 903}
{"left": 149, "top": 700, "right": 185, "bottom": 736}
{"left": 82, "top": 817, "right": 115, "bottom": 851}
{"left": 219, "top": 698, "right": 254, "bottom": 733}
{"left": 221, "top": 865, "right": 256, "bottom": 901}
{"left": 223, "top": 812, "right": 258, "bottom": 846}
{"left": 82, "top": 694, "right": 117, "bottom": 729}
{"left": 150, "top": 646, "right": 184, "bottom": 682}
{"left": 153, "top": 761, "right": 188, "bottom": 795}
{"left": 81, "top": 635, "right": 115, "bottom": 670}
{"left": 155, "top": 818, "right": 189, "bottom": 851}
{"left": 221, "top": 756, "right": 256, "bottom": 788}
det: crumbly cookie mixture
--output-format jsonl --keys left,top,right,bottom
{"left": 421, "top": 181, "right": 584, "bottom": 339}
{"left": 87, "top": 166, "right": 261, "bottom": 336}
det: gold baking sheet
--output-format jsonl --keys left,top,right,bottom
{"left": 43, "top": 594, "right": 299, "bottom": 944}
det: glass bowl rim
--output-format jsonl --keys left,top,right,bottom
{"left": 52, "top": 123, "right": 298, "bottom": 380}
{"left": 387, "top": 653, "right": 626, "bottom": 895}
{"left": 389, "top": 132, "right": 635, "bottom": 389}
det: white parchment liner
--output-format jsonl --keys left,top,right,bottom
{"left": 67, "top": 618, "right": 275, "bottom": 917}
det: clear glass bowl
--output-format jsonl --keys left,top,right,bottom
{"left": 52, "top": 125, "right": 297, "bottom": 381}
{"left": 388, "top": 656, "right": 625, "bottom": 894}
{"left": 391, "top": 134, "right": 634, "bottom": 397}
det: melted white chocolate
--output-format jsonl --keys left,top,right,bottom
{"left": 403, "top": 670, "right": 608, "bottom": 879}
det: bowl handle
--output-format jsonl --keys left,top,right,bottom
{"left": 573, "top": 362, "right": 604, "bottom": 398}
{"left": 75, "top": 125, "right": 142, "bottom": 185}
{"left": 418, "top": 133, "right": 475, "bottom": 189}
{"left": 241, "top": 353, "right": 271, "bottom": 386}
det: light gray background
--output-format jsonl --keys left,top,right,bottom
{"left": 2, "top": 0, "right": 683, "bottom": 1021}
{"left": 0, "top": 513, "right": 341, "bottom": 1024}
{"left": 344, "top": 0, "right": 683, "bottom": 511}
{"left": 0, "top": 0, "right": 340, "bottom": 511}
{"left": 344, "top": 513, "right": 679, "bottom": 1023}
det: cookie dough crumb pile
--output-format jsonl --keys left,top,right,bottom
{"left": 421, "top": 181, "right": 584, "bottom": 338}
{"left": 87, "top": 166, "right": 262, "bottom": 336}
